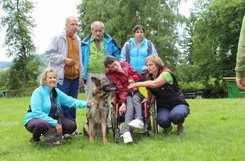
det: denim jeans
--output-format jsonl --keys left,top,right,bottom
{"left": 157, "top": 104, "right": 190, "bottom": 129}
{"left": 57, "top": 78, "right": 79, "bottom": 121}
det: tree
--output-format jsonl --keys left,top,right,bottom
{"left": 179, "top": 0, "right": 245, "bottom": 97}
{"left": 192, "top": 0, "right": 245, "bottom": 78}
{"left": 0, "top": 70, "right": 8, "bottom": 90}
{"left": 179, "top": 13, "right": 196, "bottom": 65}
{"left": 78, "top": 0, "right": 182, "bottom": 66}
{"left": 0, "top": 0, "right": 35, "bottom": 88}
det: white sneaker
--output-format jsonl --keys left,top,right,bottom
{"left": 128, "top": 119, "right": 144, "bottom": 129}
{"left": 121, "top": 131, "right": 133, "bottom": 144}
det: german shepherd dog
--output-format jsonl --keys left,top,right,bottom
{"left": 87, "top": 76, "right": 116, "bottom": 144}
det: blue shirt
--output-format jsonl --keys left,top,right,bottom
{"left": 121, "top": 38, "right": 157, "bottom": 72}
{"left": 24, "top": 85, "right": 87, "bottom": 126}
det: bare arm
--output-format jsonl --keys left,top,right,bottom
{"left": 128, "top": 74, "right": 166, "bottom": 89}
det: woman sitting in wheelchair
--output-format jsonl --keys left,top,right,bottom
{"left": 128, "top": 55, "right": 190, "bottom": 135}
{"left": 104, "top": 56, "right": 144, "bottom": 143}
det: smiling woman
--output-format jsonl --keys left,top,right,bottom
{"left": 23, "top": 67, "right": 88, "bottom": 145}
{"left": 40, "top": 68, "right": 58, "bottom": 88}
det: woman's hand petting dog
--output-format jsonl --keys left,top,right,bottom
{"left": 119, "top": 103, "right": 127, "bottom": 116}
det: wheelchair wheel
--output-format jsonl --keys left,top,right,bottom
{"left": 114, "top": 128, "right": 121, "bottom": 143}
{"left": 111, "top": 109, "right": 121, "bottom": 143}
{"left": 151, "top": 100, "right": 159, "bottom": 134}
{"left": 111, "top": 118, "right": 121, "bottom": 143}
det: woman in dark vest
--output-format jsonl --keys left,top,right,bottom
{"left": 128, "top": 55, "right": 190, "bottom": 134}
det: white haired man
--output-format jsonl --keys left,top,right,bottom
{"left": 81, "top": 21, "right": 121, "bottom": 84}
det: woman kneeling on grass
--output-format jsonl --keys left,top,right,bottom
{"left": 24, "top": 68, "right": 88, "bottom": 145}
{"left": 128, "top": 55, "right": 190, "bottom": 135}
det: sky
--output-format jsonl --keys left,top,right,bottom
{"left": 0, "top": 0, "right": 193, "bottom": 62}
{"left": 0, "top": 0, "right": 80, "bottom": 61}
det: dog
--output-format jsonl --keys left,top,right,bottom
{"left": 87, "top": 76, "right": 116, "bottom": 144}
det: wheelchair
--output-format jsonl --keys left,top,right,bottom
{"left": 109, "top": 87, "right": 158, "bottom": 143}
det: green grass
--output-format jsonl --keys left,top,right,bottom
{"left": 0, "top": 96, "right": 244, "bottom": 161}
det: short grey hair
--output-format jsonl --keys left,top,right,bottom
{"left": 65, "top": 16, "right": 78, "bottom": 26}
{"left": 91, "top": 21, "right": 105, "bottom": 30}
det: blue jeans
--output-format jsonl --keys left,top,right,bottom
{"left": 157, "top": 104, "right": 189, "bottom": 129}
{"left": 57, "top": 78, "right": 79, "bottom": 121}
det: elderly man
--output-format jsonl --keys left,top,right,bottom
{"left": 46, "top": 16, "right": 82, "bottom": 124}
{"left": 81, "top": 21, "right": 121, "bottom": 83}
{"left": 236, "top": 16, "right": 245, "bottom": 90}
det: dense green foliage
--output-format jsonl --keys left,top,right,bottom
{"left": 0, "top": 71, "right": 8, "bottom": 90}
{"left": 0, "top": 0, "right": 40, "bottom": 90}
{"left": 178, "top": 0, "right": 245, "bottom": 97}
{"left": 0, "top": 96, "right": 244, "bottom": 161}
{"left": 78, "top": 0, "right": 182, "bottom": 66}
{"left": 0, "top": 0, "right": 244, "bottom": 97}
{"left": 192, "top": 0, "right": 245, "bottom": 78}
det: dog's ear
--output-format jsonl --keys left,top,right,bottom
{"left": 91, "top": 77, "right": 101, "bottom": 87}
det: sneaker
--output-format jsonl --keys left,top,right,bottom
{"left": 128, "top": 119, "right": 144, "bottom": 129}
{"left": 73, "top": 130, "right": 82, "bottom": 136}
{"left": 63, "top": 130, "right": 81, "bottom": 139}
{"left": 121, "top": 131, "right": 133, "bottom": 144}
{"left": 63, "top": 134, "right": 72, "bottom": 140}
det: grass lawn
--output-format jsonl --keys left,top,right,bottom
{"left": 0, "top": 95, "right": 244, "bottom": 161}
